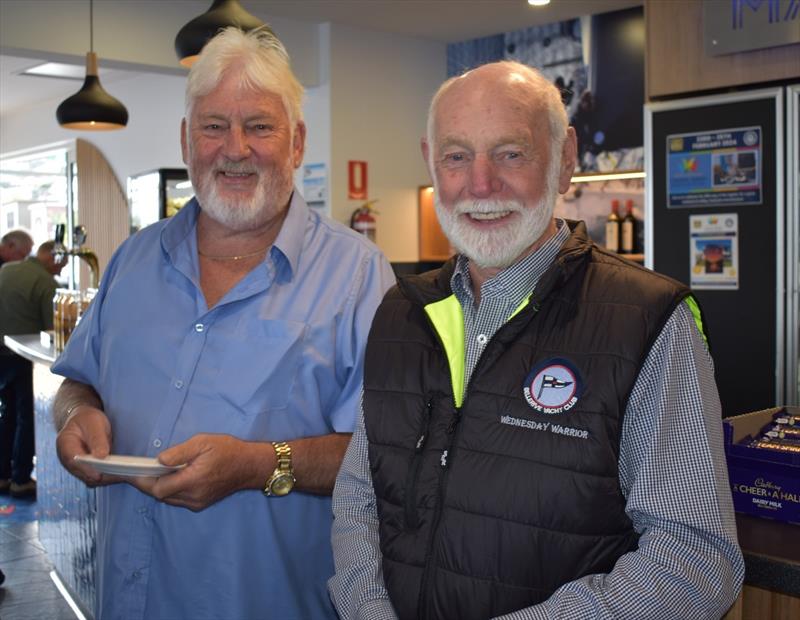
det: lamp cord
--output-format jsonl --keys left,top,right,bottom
{"left": 90, "top": 0, "right": 93, "bottom": 52}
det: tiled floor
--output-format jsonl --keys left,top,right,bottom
{"left": 0, "top": 498, "right": 80, "bottom": 620}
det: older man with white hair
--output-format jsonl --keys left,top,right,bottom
{"left": 0, "top": 230, "right": 33, "bottom": 267}
{"left": 330, "top": 61, "right": 743, "bottom": 620}
{"left": 52, "top": 27, "right": 394, "bottom": 619}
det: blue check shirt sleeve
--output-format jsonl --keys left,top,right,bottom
{"left": 329, "top": 394, "right": 398, "bottom": 619}
{"left": 492, "top": 302, "right": 744, "bottom": 620}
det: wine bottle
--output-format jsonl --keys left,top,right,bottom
{"left": 621, "top": 199, "right": 636, "bottom": 254}
{"left": 605, "top": 199, "right": 621, "bottom": 253}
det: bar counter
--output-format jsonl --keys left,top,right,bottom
{"left": 4, "top": 334, "right": 96, "bottom": 618}
{"left": 4, "top": 333, "right": 799, "bottom": 619}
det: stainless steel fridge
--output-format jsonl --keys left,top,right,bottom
{"left": 645, "top": 85, "right": 799, "bottom": 416}
{"left": 127, "top": 168, "right": 193, "bottom": 235}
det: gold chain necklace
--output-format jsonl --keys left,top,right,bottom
{"left": 197, "top": 246, "right": 270, "bottom": 261}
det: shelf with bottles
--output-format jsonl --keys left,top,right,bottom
{"left": 557, "top": 170, "right": 645, "bottom": 259}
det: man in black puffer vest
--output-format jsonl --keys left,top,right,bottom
{"left": 329, "top": 61, "right": 743, "bottom": 620}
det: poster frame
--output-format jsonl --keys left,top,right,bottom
{"left": 644, "top": 87, "right": 784, "bottom": 406}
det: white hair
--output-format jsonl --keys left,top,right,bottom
{"left": 185, "top": 26, "right": 304, "bottom": 129}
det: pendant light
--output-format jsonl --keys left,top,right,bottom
{"left": 56, "top": 0, "right": 128, "bottom": 131}
{"left": 174, "top": 0, "right": 265, "bottom": 67}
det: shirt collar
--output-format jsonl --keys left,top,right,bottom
{"left": 451, "top": 218, "right": 570, "bottom": 304}
{"left": 269, "top": 189, "right": 308, "bottom": 280}
{"left": 159, "top": 189, "right": 309, "bottom": 280}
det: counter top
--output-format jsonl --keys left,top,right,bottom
{"left": 3, "top": 334, "right": 57, "bottom": 367}
{"left": 737, "top": 513, "right": 800, "bottom": 597}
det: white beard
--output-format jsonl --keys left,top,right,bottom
{"left": 435, "top": 190, "right": 557, "bottom": 270}
{"left": 189, "top": 155, "right": 295, "bottom": 232}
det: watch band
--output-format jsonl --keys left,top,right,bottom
{"left": 264, "top": 441, "right": 295, "bottom": 496}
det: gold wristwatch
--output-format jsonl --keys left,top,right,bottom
{"left": 264, "top": 441, "right": 295, "bottom": 496}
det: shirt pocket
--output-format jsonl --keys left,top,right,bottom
{"left": 214, "top": 319, "right": 307, "bottom": 415}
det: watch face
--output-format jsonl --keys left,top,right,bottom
{"left": 270, "top": 473, "right": 295, "bottom": 496}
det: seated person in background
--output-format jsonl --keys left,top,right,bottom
{"left": 52, "top": 26, "right": 394, "bottom": 620}
{"left": 329, "top": 60, "right": 744, "bottom": 620}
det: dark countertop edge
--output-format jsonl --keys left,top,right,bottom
{"left": 743, "top": 549, "right": 800, "bottom": 597}
{"left": 3, "top": 334, "right": 56, "bottom": 367}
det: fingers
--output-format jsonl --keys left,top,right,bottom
{"left": 56, "top": 407, "right": 114, "bottom": 487}
{"left": 157, "top": 439, "right": 199, "bottom": 467}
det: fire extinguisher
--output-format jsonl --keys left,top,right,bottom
{"left": 350, "top": 200, "right": 378, "bottom": 243}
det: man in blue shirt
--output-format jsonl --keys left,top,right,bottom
{"left": 52, "top": 27, "right": 394, "bottom": 620}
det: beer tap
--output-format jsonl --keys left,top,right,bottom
{"left": 53, "top": 224, "right": 100, "bottom": 288}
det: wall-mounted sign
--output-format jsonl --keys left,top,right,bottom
{"left": 689, "top": 213, "right": 739, "bottom": 290}
{"left": 666, "top": 126, "right": 762, "bottom": 208}
{"left": 348, "top": 161, "right": 368, "bottom": 200}
{"left": 704, "top": 0, "right": 800, "bottom": 56}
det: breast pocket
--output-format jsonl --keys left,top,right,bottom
{"left": 215, "top": 319, "right": 307, "bottom": 415}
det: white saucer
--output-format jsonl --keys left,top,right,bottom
{"left": 74, "top": 454, "right": 184, "bottom": 477}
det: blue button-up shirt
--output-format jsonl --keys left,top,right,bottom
{"left": 53, "top": 191, "right": 395, "bottom": 620}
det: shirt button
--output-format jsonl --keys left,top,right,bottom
{"left": 138, "top": 507, "right": 148, "bottom": 515}
{"left": 194, "top": 323, "right": 204, "bottom": 333}
{"left": 174, "top": 380, "right": 183, "bottom": 389}
{"left": 477, "top": 334, "right": 488, "bottom": 345}
{"left": 153, "top": 439, "right": 162, "bottom": 448}
{"left": 132, "top": 570, "right": 141, "bottom": 580}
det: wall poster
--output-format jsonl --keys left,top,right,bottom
{"left": 667, "top": 126, "right": 762, "bottom": 208}
{"left": 689, "top": 213, "right": 739, "bottom": 290}
{"left": 302, "top": 162, "right": 328, "bottom": 216}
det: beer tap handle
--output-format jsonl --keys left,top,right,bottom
{"left": 73, "top": 225, "right": 87, "bottom": 248}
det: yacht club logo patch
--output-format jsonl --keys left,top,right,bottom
{"left": 523, "top": 358, "right": 583, "bottom": 414}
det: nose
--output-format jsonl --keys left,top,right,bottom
{"left": 468, "top": 154, "right": 502, "bottom": 198}
{"left": 223, "top": 126, "right": 250, "bottom": 161}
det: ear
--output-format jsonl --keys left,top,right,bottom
{"left": 557, "top": 127, "right": 578, "bottom": 194}
{"left": 421, "top": 137, "right": 431, "bottom": 168}
{"left": 180, "top": 118, "right": 189, "bottom": 165}
{"left": 292, "top": 121, "right": 307, "bottom": 169}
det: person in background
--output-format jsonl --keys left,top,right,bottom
{"left": 0, "top": 241, "right": 67, "bottom": 498}
{"left": 51, "top": 27, "right": 394, "bottom": 620}
{"left": 0, "top": 230, "right": 33, "bottom": 268}
{"left": 329, "top": 61, "right": 744, "bottom": 620}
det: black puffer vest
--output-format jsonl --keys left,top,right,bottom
{"left": 363, "top": 221, "right": 692, "bottom": 620}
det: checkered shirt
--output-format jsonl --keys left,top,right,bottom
{"left": 329, "top": 221, "right": 744, "bottom": 619}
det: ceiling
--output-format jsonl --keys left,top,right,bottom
{"left": 248, "top": 0, "right": 641, "bottom": 43}
{"left": 0, "top": 0, "right": 641, "bottom": 117}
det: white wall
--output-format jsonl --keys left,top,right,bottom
{"left": 329, "top": 24, "right": 446, "bottom": 262}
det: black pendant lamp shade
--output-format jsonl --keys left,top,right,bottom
{"left": 175, "top": 0, "right": 265, "bottom": 67}
{"left": 56, "top": 52, "right": 128, "bottom": 130}
{"left": 55, "top": 0, "right": 128, "bottom": 131}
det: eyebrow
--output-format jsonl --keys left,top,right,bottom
{"left": 437, "top": 133, "right": 533, "bottom": 151}
{"left": 196, "top": 112, "right": 280, "bottom": 124}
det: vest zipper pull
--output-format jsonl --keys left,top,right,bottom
{"left": 415, "top": 398, "right": 434, "bottom": 450}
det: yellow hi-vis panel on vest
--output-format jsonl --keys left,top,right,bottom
{"left": 425, "top": 296, "right": 466, "bottom": 408}
{"left": 424, "top": 294, "right": 531, "bottom": 408}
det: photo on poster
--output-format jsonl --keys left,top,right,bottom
{"left": 689, "top": 213, "right": 739, "bottom": 290}
{"left": 667, "top": 127, "right": 762, "bottom": 208}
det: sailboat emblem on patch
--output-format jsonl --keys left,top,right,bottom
{"left": 523, "top": 358, "right": 582, "bottom": 414}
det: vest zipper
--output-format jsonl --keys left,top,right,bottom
{"left": 404, "top": 397, "right": 434, "bottom": 530}
{"left": 417, "top": 403, "right": 462, "bottom": 620}
{"left": 417, "top": 299, "right": 541, "bottom": 619}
